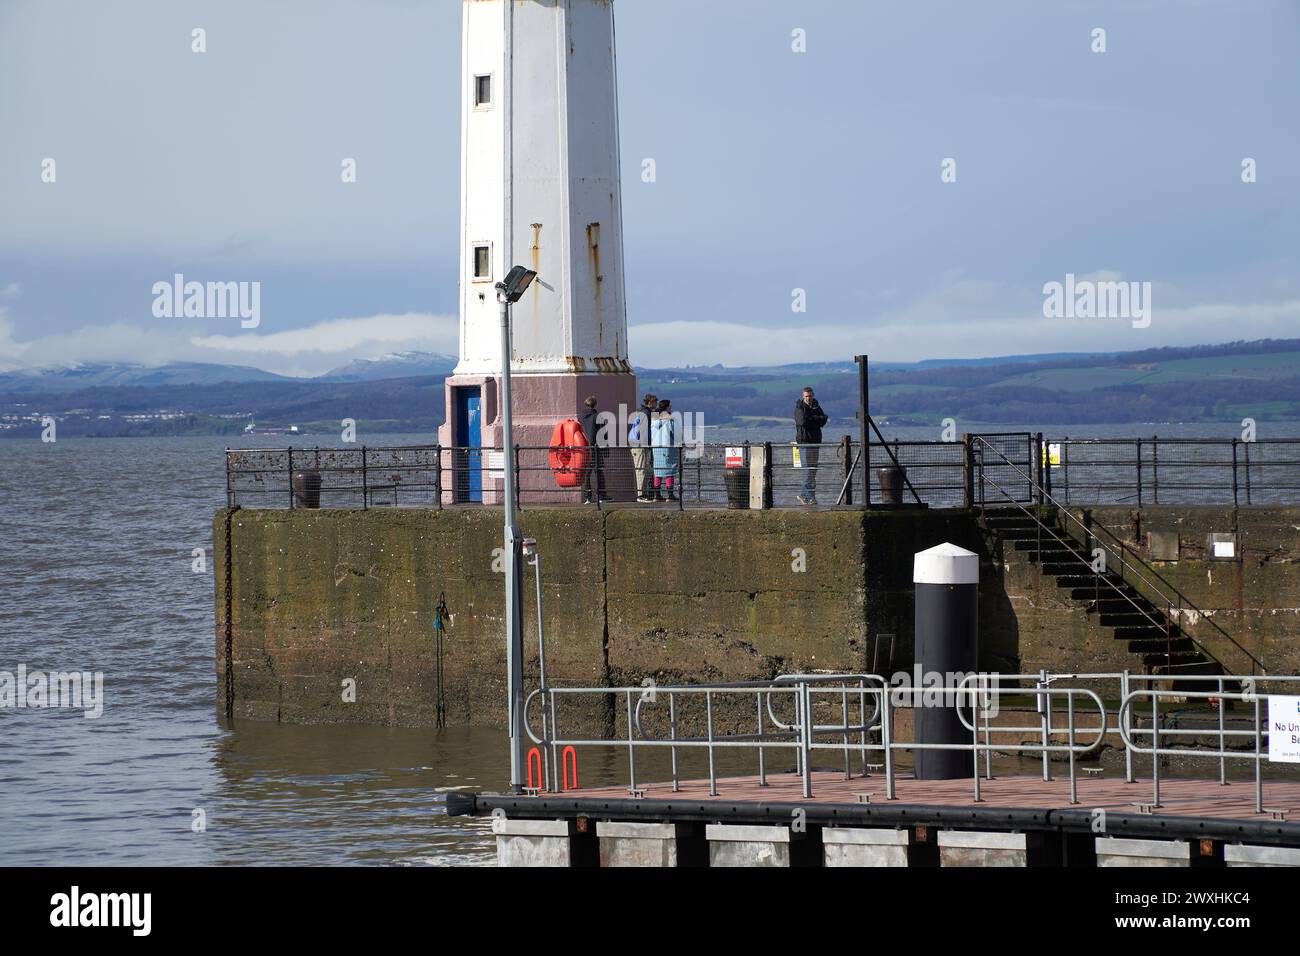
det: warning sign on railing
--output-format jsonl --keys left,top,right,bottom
{"left": 724, "top": 447, "right": 745, "bottom": 468}
{"left": 1268, "top": 696, "right": 1300, "bottom": 763}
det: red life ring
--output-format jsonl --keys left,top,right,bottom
{"left": 548, "top": 419, "right": 590, "bottom": 487}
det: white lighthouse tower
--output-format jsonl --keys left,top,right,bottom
{"left": 439, "top": 0, "right": 637, "bottom": 499}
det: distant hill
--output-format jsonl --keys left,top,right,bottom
{"left": 0, "top": 361, "right": 294, "bottom": 394}
{"left": 2, "top": 339, "right": 1297, "bottom": 437}
{"left": 320, "top": 351, "right": 458, "bottom": 382}
{"left": 637, "top": 339, "right": 1300, "bottom": 427}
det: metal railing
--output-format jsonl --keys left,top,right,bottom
{"left": 522, "top": 672, "right": 1107, "bottom": 804}
{"left": 224, "top": 437, "right": 1300, "bottom": 510}
{"left": 225, "top": 445, "right": 443, "bottom": 508}
{"left": 516, "top": 669, "right": 1300, "bottom": 818}
{"left": 1048, "top": 437, "right": 1300, "bottom": 506}
{"left": 973, "top": 435, "right": 1264, "bottom": 677}
{"left": 1119, "top": 674, "right": 1300, "bottom": 814}
{"left": 225, "top": 441, "right": 907, "bottom": 510}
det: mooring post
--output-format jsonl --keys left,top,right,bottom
{"left": 913, "top": 543, "right": 979, "bottom": 780}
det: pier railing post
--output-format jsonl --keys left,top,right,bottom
{"left": 962, "top": 434, "right": 974, "bottom": 510}
{"left": 763, "top": 442, "right": 773, "bottom": 508}
{"left": 1243, "top": 440, "right": 1252, "bottom": 504}
{"left": 800, "top": 681, "right": 813, "bottom": 799}
{"left": 287, "top": 446, "right": 294, "bottom": 509}
{"left": 1136, "top": 438, "right": 1143, "bottom": 507}
{"left": 1152, "top": 691, "right": 1161, "bottom": 808}
{"left": 841, "top": 434, "right": 853, "bottom": 505}
{"left": 1231, "top": 437, "right": 1240, "bottom": 506}
{"left": 882, "top": 687, "right": 896, "bottom": 800}
{"left": 513, "top": 443, "right": 522, "bottom": 507}
{"left": 434, "top": 444, "right": 443, "bottom": 510}
{"left": 1034, "top": 432, "right": 1044, "bottom": 506}
{"left": 1062, "top": 437, "right": 1071, "bottom": 504}
{"left": 677, "top": 445, "right": 684, "bottom": 511}
{"left": 1039, "top": 669, "right": 1050, "bottom": 782}
{"left": 1152, "top": 435, "right": 1159, "bottom": 504}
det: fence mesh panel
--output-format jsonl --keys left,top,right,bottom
{"left": 225, "top": 438, "right": 1300, "bottom": 510}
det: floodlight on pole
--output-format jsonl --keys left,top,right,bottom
{"left": 497, "top": 265, "right": 536, "bottom": 793}
{"left": 497, "top": 265, "right": 537, "bottom": 304}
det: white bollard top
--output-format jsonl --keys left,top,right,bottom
{"left": 913, "top": 542, "right": 979, "bottom": 585}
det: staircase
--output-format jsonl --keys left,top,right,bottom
{"left": 983, "top": 507, "right": 1226, "bottom": 677}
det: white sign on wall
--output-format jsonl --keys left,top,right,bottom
{"left": 1268, "top": 695, "right": 1300, "bottom": 763}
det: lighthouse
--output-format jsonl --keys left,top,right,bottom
{"left": 439, "top": 0, "right": 638, "bottom": 501}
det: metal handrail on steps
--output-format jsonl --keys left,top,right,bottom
{"left": 972, "top": 436, "right": 1263, "bottom": 677}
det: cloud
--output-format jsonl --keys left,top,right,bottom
{"left": 629, "top": 295, "right": 1300, "bottom": 366}
{"left": 0, "top": 311, "right": 458, "bottom": 377}
{"left": 0, "top": 309, "right": 27, "bottom": 370}
{"left": 191, "top": 312, "right": 458, "bottom": 362}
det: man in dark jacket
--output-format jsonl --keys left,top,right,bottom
{"left": 579, "top": 395, "right": 607, "bottom": 504}
{"left": 793, "top": 386, "right": 828, "bottom": 504}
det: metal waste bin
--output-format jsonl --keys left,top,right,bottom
{"left": 723, "top": 466, "right": 750, "bottom": 509}
{"left": 292, "top": 468, "right": 322, "bottom": 508}
{"left": 876, "top": 466, "right": 905, "bottom": 505}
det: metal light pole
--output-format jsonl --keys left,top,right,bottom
{"left": 496, "top": 266, "right": 536, "bottom": 793}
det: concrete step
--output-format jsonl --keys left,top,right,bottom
{"left": 991, "top": 528, "right": 1044, "bottom": 541}
{"left": 1060, "top": 575, "right": 1136, "bottom": 591}
{"left": 1149, "top": 656, "right": 1223, "bottom": 674}
{"left": 1042, "top": 559, "right": 1097, "bottom": 575}
{"left": 1100, "top": 611, "right": 1162, "bottom": 627}
{"left": 1115, "top": 625, "right": 1173, "bottom": 641}
{"left": 1127, "top": 637, "right": 1196, "bottom": 655}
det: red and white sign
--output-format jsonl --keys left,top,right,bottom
{"left": 725, "top": 447, "right": 745, "bottom": 468}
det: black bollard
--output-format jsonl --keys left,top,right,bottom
{"left": 912, "top": 543, "right": 978, "bottom": 780}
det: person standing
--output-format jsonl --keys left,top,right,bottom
{"left": 629, "top": 392, "right": 657, "bottom": 503}
{"left": 794, "top": 386, "right": 828, "bottom": 505}
{"left": 650, "top": 398, "right": 679, "bottom": 501}
{"left": 579, "top": 395, "right": 607, "bottom": 504}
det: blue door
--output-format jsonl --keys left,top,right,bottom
{"left": 455, "top": 387, "right": 482, "bottom": 502}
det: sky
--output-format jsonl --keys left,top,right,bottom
{"left": 1, "top": 0, "right": 1297, "bottom": 376}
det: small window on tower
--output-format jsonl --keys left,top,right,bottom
{"left": 474, "top": 74, "right": 492, "bottom": 108}
{"left": 473, "top": 244, "right": 491, "bottom": 280}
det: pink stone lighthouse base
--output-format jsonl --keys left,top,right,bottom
{"left": 438, "top": 372, "right": 640, "bottom": 505}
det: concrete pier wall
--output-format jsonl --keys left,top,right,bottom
{"left": 213, "top": 506, "right": 1300, "bottom": 727}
